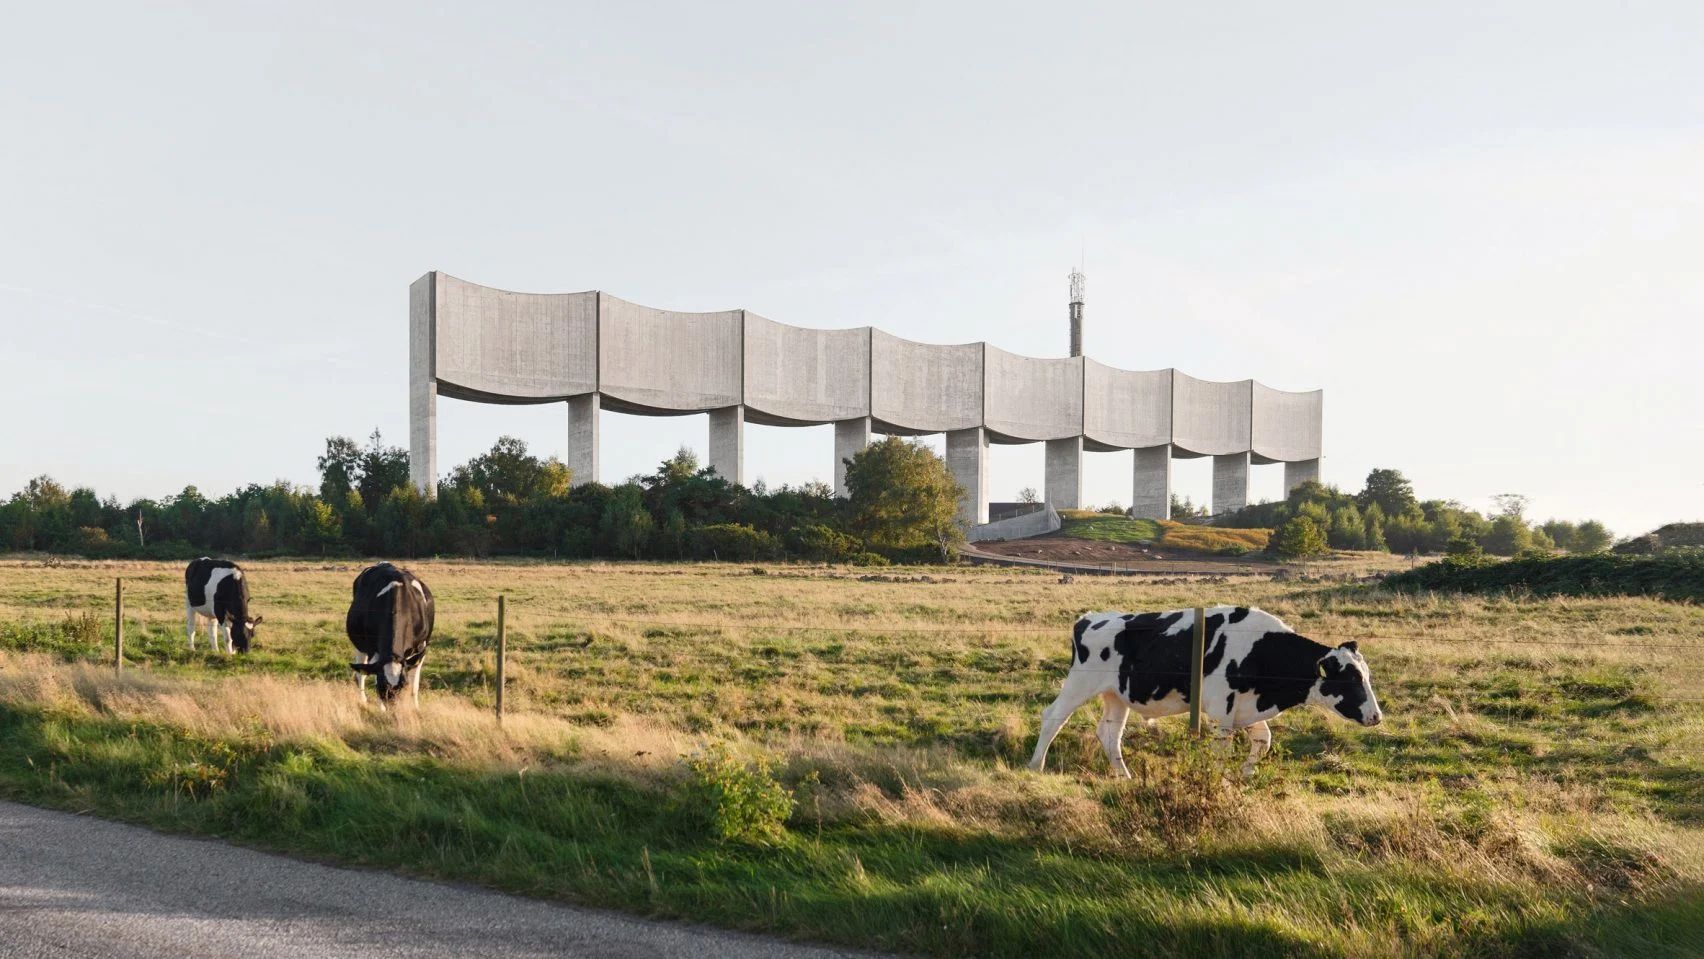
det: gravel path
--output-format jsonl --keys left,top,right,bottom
{"left": 0, "top": 800, "right": 884, "bottom": 959}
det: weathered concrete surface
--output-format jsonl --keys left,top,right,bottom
{"left": 1044, "top": 437, "right": 1082, "bottom": 510}
{"left": 982, "top": 348, "right": 1082, "bottom": 442}
{"left": 1213, "top": 451, "right": 1251, "bottom": 516}
{"left": 0, "top": 800, "right": 879, "bottom": 959}
{"left": 744, "top": 314, "right": 870, "bottom": 425}
{"left": 1285, "top": 458, "right": 1321, "bottom": 492}
{"left": 1252, "top": 383, "right": 1323, "bottom": 463}
{"left": 567, "top": 393, "right": 599, "bottom": 487}
{"left": 946, "top": 427, "right": 989, "bottom": 526}
{"left": 833, "top": 417, "right": 871, "bottom": 497}
{"left": 870, "top": 331, "right": 983, "bottom": 435}
{"left": 598, "top": 294, "right": 742, "bottom": 413}
{"left": 968, "top": 502, "right": 1061, "bottom": 542}
{"left": 434, "top": 273, "right": 599, "bottom": 401}
{"left": 1132, "top": 444, "right": 1172, "bottom": 520}
{"left": 1083, "top": 361, "right": 1171, "bottom": 451}
{"left": 408, "top": 273, "right": 437, "bottom": 493}
{"left": 1172, "top": 373, "right": 1252, "bottom": 457}
{"left": 709, "top": 405, "right": 745, "bottom": 486}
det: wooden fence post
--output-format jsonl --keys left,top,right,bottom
{"left": 1188, "top": 605, "right": 1205, "bottom": 735}
{"left": 114, "top": 577, "right": 124, "bottom": 673}
{"left": 495, "top": 594, "right": 507, "bottom": 725}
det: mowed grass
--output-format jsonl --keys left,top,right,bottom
{"left": 0, "top": 556, "right": 1701, "bottom": 957}
{"left": 1055, "top": 512, "right": 1272, "bottom": 553}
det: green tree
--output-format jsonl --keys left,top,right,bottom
{"left": 357, "top": 429, "right": 412, "bottom": 513}
{"left": 1362, "top": 502, "right": 1388, "bottom": 552}
{"left": 296, "top": 498, "right": 342, "bottom": 555}
{"left": 1540, "top": 519, "right": 1579, "bottom": 552}
{"left": 1358, "top": 468, "right": 1418, "bottom": 519}
{"left": 1481, "top": 514, "right": 1533, "bottom": 556}
{"left": 1572, "top": 520, "right": 1613, "bottom": 553}
{"left": 600, "top": 483, "right": 654, "bottom": 559}
{"left": 1328, "top": 503, "right": 1366, "bottom": 550}
{"left": 1268, "top": 516, "right": 1328, "bottom": 560}
{"left": 317, "top": 436, "right": 363, "bottom": 507}
{"left": 845, "top": 437, "right": 964, "bottom": 562}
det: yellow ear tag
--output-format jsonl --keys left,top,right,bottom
{"left": 1317, "top": 664, "right": 1327, "bottom": 679}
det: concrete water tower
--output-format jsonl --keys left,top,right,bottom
{"left": 1068, "top": 268, "right": 1085, "bottom": 357}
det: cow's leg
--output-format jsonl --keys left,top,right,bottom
{"left": 1027, "top": 672, "right": 1102, "bottom": 772}
{"left": 1095, "top": 693, "right": 1132, "bottom": 778}
{"left": 408, "top": 664, "right": 422, "bottom": 708}
{"left": 217, "top": 619, "right": 231, "bottom": 654}
{"left": 1241, "top": 721, "right": 1273, "bottom": 776}
{"left": 186, "top": 603, "right": 197, "bottom": 649}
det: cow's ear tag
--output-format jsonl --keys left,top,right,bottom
{"left": 1317, "top": 663, "right": 1327, "bottom": 679}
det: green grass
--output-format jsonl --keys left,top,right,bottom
{"left": 0, "top": 558, "right": 1700, "bottom": 957}
{"left": 1057, "top": 512, "right": 1163, "bottom": 543}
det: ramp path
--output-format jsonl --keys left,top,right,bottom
{"left": 0, "top": 800, "right": 883, "bottom": 959}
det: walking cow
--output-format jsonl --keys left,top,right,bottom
{"left": 1029, "top": 605, "right": 1383, "bottom": 777}
{"left": 184, "top": 557, "right": 262, "bottom": 654}
{"left": 346, "top": 563, "right": 434, "bottom": 707}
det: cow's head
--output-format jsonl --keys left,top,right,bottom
{"left": 228, "top": 615, "right": 262, "bottom": 654}
{"left": 351, "top": 648, "right": 425, "bottom": 702}
{"left": 1313, "top": 641, "right": 1382, "bottom": 726}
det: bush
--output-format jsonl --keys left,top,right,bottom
{"left": 848, "top": 552, "right": 891, "bottom": 567}
{"left": 787, "top": 524, "right": 858, "bottom": 563}
{"left": 690, "top": 523, "right": 781, "bottom": 562}
{"left": 1267, "top": 517, "right": 1328, "bottom": 560}
{"left": 1385, "top": 552, "right": 1704, "bottom": 603}
{"left": 679, "top": 746, "right": 794, "bottom": 844}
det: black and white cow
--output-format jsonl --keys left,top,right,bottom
{"left": 345, "top": 563, "right": 434, "bottom": 707}
{"left": 184, "top": 557, "right": 262, "bottom": 654}
{"left": 1028, "top": 606, "right": 1382, "bottom": 777}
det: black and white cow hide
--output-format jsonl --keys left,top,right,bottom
{"left": 345, "top": 563, "right": 434, "bottom": 707}
{"left": 1029, "top": 605, "right": 1382, "bottom": 776}
{"left": 184, "top": 557, "right": 261, "bottom": 654}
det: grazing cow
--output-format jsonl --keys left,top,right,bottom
{"left": 1028, "top": 606, "right": 1382, "bottom": 777}
{"left": 345, "top": 563, "right": 434, "bottom": 707}
{"left": 184, "top": 557, "right": 262, "bottom": 654}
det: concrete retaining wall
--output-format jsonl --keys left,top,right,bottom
{"left": 967, "top": 502, "right": 1061, "bottom": 543}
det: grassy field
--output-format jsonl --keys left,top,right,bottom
{"left": 0, "top": 556, "right": 1700, "bottom": 957}
{"left": 1055, "top": 511, "right": 1272, "bottom": 553}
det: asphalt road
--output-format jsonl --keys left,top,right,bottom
{"left": 0, "top": 801, "right": 881, "bottom": 959}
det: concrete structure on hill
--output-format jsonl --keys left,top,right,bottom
{"left": 408, "top": 271, "right": 1322, "bottom": 526}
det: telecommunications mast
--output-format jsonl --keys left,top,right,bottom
{"left": 1068, "top": 267, "right": 1086, "bottom": 357}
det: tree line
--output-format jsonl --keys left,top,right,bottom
{"left": 1227, "top": 468, "right": 1616, "bottom": 560}
{"left": 0, "top": 432, "right": 966, "bottom": 565}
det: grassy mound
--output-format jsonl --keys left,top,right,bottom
{"left": 1385, "top": 552, "right": 1704, "bottom": 603}
{"left": 1054, "top": 512, "right": 1271, "bottom": 556}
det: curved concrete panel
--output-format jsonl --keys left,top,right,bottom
{"left": 869, "top": 330, "right": 983, "bottom": 434}
{"left": 1083, "top": 361, "right": 1171, "bottom": 451}
{"left": 1171, "top": 373, "right": 1252, "bottom": 457}
{"left": 1252, "top": 383, "right": 1323, "bottom": 463}
{"left": 982, "top": 348, "right": 1082, "bottom": 442}
{"left": 742, "top": 314, "right": 871, "bottom": 425}
{"left": 597, "top": 294, "right": 742, "bottom": 414}
{"left": 433, "top": 273, "right": 598, "bottom": 401}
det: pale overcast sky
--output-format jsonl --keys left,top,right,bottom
{"left": 2, "top": 2, "right": 1699, "bottom": 537}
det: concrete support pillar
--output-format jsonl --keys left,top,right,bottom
{"left": 1044, "top": 437, "right": 1083, "bottom": 510}
{"left": 1131, "top": 444, "right": 1171, "bottom": 520}
{"left": 1284, "top": 458, "right": 1320, "bottom": 493}
{"left": 709, "top": 405, "right": 745, "bottom": 486}
{"left": 946, "top": 427, "right": 988, "bottom": 527}
{"left": 833, "top": 417, "right": 871, "bottom": 498}
{"left": 408, "top": 273, "right": 437, "bottom": 496}
{"left": 567, "top": 393, "right": 600, "bottom": 487}
{"left": 1213, "top": 451, "right": 1251, "bottom": 516}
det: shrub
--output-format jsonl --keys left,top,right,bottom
{"left": 787, "top": 524, "right": 858, "bottom": 563}
{"left": 1385, "top": 552, "right": 1704, "bottom": 603}
{"left": 1267, "top": 517, "right": 1328, "bottom": 560}
{"left": 690, "top": 523, "right": 781, "bottom": 562}
{"left": 848, "top": 551, "right": 891, "bottom": 567}
{"left": 679, "top": 746, "right": 794, "bottom": 844}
